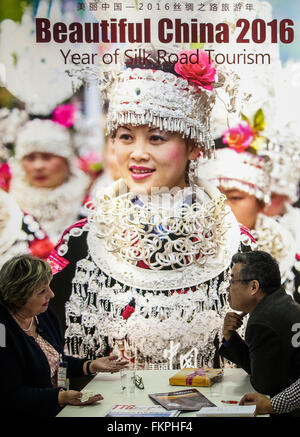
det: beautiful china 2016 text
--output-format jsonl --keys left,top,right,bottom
{"left": 36, "top": 18, "right": 294, "bottom": 45}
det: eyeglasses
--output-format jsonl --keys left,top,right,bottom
{"left": 229, "top": 279, "right": 254, "bottom": 285}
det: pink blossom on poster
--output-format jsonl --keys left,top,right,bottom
{"left": 52, "top": 104, "right": 77, "bottom": 128}
{"left": 174, "top": 50, "right": 216, "bottom": 91}
{"left": 223, "top": 121, "right": 254, "bottom": 153}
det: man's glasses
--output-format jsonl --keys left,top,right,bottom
{"left": 229, "top": 278, "right": 254, "bottom": 285}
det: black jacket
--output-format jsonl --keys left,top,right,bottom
{"left": 219, "top": 287, "right": 300, "bottom": 416}
{"left": 0, "top": 304, "right": 86, "bottom": 417}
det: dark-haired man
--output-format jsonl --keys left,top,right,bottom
{"left": 220, "top": 250, "right": 300, "bottom": 416}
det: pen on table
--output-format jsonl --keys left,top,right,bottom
{"left": 221, "top": 400, "right": 238, "bottom": 404}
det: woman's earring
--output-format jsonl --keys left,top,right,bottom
{"left": 188, "top": 159, "right": 198, "bottom": 185}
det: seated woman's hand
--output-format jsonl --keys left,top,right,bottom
{"left": 58, "top": 389, "right": 103, "bottom": 407}
{"left": 90, "top": 355, "right": 129, "bottom": 373}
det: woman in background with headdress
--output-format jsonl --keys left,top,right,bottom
{"left": 9, "top": 114, "right": 89, "bottom": 247}
{"left": 48, "top": 47, "right": 255, "bottom": 370}
{"left": 199, "top": 110, "right": 299, "bottom": 298}
{"left": 262, "top": 62, "right": 300, "bottom": 244}
{"left": 0, "top": 109, "right": 53, "bottom": 264}
{"left": 262, "top": 146, "right": 300, "bottom": 302}
{"left": 0, "top": 8, "right": 90, "bottom": 250}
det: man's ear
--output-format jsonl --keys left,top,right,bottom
{"left": 250, "top": 279, "right": 260, "bottom": 296}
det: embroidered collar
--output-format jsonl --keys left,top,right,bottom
{"left": 86, "top": 178, "right": 241, "bottom": 290}
{"left": 252, "top": 213, "right": 296, "bottom": 283}
{"left": 9, "top": 161, "right": 89, "bottom": 243}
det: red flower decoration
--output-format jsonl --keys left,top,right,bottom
{"left": 222, "top": 120, "right": 254, "bottom": 153}
{"left": 52, "top": 104, "right": 77, "bottom": 128}
{"left": 121, "top": 305, "right": 135, "bottom": 320}
{"left": 29, "top": 237, "right": 54, "bottom": 260}
{"left": 174, "top": 50, "right": 216, "bottom": 91}
{"left": 0, "top": 162, "right": 12, "bottom": 192}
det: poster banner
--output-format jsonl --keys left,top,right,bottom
{"left": 0, "top": 0, "right": 300, "bottom": 422}
{"left": 1, "top": 1, "right": 299, "bottom": 148}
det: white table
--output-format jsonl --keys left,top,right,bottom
{"left": 57, "top": 368, "right": 259, "bottom": 417}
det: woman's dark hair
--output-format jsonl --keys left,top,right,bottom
{"left": 124, "top": 47, "right": 179, "bottom": 75}
{"left": 214, "top": 137, "right": 226, "bottom": 149}
{"left": 0, "top": 255, "right": 52, "bottom": 314}
{"left": 232, "top": 250, "right": 281, "bottom": 295}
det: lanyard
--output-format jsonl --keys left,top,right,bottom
{"left": 57, "top": 354, "right": 69, "bottom": 389}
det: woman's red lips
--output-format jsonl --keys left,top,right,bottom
{"left": 130, "top": 166, "right": 155, "bottom": 180}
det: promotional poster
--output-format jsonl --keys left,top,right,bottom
{"left": 0, "top": 0, "right": 300, "bottom": 426}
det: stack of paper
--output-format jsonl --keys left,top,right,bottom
{"left": 196, "top": 406, "right": 256, "bottom": 417}
{"left": 106, "top": 405, "right": 180, "bottom": 417}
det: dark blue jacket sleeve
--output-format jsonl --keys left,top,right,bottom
{"left": 219, "top": 331, "right": 251, "bottom": 374}
{"left": 0, "top": 305, "right": 88, "bottom": 417}
{"left": 0, "top": 321, "right": 61, "bottom": 417}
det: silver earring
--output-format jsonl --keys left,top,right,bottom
{"left": 188, "top": 159, "right": 198, "bottom": 185}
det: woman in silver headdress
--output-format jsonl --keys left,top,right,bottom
{"left": 48, "top": 48, "right": 255, "bottom": 369}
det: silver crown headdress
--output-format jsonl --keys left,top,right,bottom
{"left": 198, "top": 147, "right": 272, "bottom": 204}
{"left": 62, "top": 0, "right": 255, "bottom": 158}
{"left": 101, "top": 46, "right": 239, "bottom": 158}
{"left": 68, "top": 44, "right": 243, "bottom": 159}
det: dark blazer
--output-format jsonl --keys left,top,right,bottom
{"left": 219, "top": 287, "right": 300, "bottom": 416}
{"left": 0, "top": 304, "right": 86, "bottom": 417}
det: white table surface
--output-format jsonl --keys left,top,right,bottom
{"left": 57, "top": 368, "right": 259, "bottom": 417}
